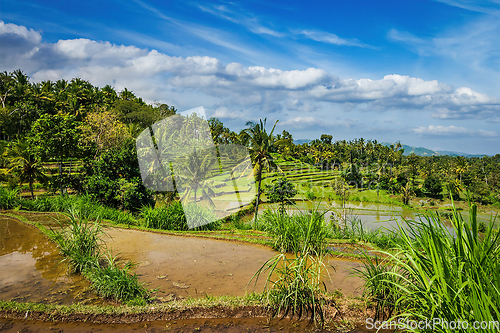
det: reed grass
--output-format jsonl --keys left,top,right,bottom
{"left": 356, "top": 199, "right": 500, "bottom": 332}
{"left": 49, "top": 210, "right": 150, "bottom": 304}
{"left": 250, "top": 205, "right": 333, "bottom": 326}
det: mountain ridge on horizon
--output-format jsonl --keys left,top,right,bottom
{"left": 292, "top": 139, "right": 490, "bottom": 157}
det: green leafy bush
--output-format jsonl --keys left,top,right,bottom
{"left": 140, "top": 201, "right": 220, "bottom": 231}
{"left": 0, "top": 186, "right": 20, "bottom": 209}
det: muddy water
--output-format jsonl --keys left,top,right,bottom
{"left": 0, "top": 216, "right": 101, "bottom": 305}
{"left": 0, "top": 317, "right": 390, "bottom": 333}
{"left": 106, "top": 228, "right": 364, "bottom": 299}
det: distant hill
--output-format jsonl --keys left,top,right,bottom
{"left": 294, "top": 139, "right": 312, "bottom": 145}
{"left": 382, "top": 143, "right": 488, "bottom": 158}
{"left": 294, "top": 139, "right": 488, "bottom": 157}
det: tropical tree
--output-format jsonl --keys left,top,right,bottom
{"left": 175, "top": 148, "right": 217, "bottom": 206}
{"left": 3, "top": 140, "right": 45, "bottom": 199}
{"left": 29, "top": 113, "right": 81, "bottom": 195}
{"left": 241, "top": 118, "right": 279, "bottom": 225}
{"left": 80, "top": 111, "right": 131, "bottom": 157}
{"left": 265, "top": 175, "right": 297, "bottom": 214}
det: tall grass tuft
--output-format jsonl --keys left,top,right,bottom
{"left": 351, "top": 253, "right": 402, "bottom": 320}
{"left": 50, "top": 209, "right": 105, "bottom": 273}
{"left": 250, "top": 205, "right": 333, "bottom": 326}
{"left": 50, "top": 211, "right": 150, "bottom": 304}
{"left": 356, "top": 200, "right": 500, "bottom": 332}
{"left": 140, "top": 201, "right": 220, "bottom": 231}
{"left": 83, "top": 251, "right": 149, "bottom": 305}
{"left": 260, "top": 208, "right": 329, "bottom": 253}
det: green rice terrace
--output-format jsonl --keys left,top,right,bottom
{"left": 0, "top": 71, "right": 499, "bottom": 332}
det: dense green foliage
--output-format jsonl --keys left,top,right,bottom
{"left": 0, "top": 70, "right": 174, "bottom": 208}
{"left": 140, "top": 201, "right": 220, "bottom": 231}
{"left": 264, "top": 176, "right": 297, "bottom": 212}
{"left": 81, "top": 138, "right": 154, "bottom": 212}
{"left": 0, "top": 187, "right": 19, "bottom": 209}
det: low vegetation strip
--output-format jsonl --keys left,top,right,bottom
{"left": 0, "top": 295, "right": 268, "bottom": 323}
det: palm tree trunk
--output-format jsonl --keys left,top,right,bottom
{"left": 59, "top": 160, "right": 63, "bottom": 196}
{"left": 29, "top": 179, "right": 34, "bottom": 200}
{"left": 253, "top": 165, "right": 262, "bottom": 228}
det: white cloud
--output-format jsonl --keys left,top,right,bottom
{"left": 388, "top": 14, "right": 500, "bottom": 74}
{"left": 433, "top": 0, "right": 500, "bottom": 14}
{"left": 212, "top": 106, "right": 248, "bottom": 119}
{"left": 413, "top": 125, "right": 497, "bottom": 137}
{"left": 0, "top": 21, "right": 42, "bottom": 44}
{"left": 281, "top": 116, "right": 318, "bottom": 126}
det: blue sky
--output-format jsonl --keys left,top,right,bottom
{"left": 1, "top": 0, "right": 499, "bottom": 154}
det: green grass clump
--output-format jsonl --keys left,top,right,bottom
{"left": 356, "top": 200, "right": 500, "bottom": 332}
{"left": 50, "top": 210, "right": 150, "bottom": 304}
{"left": 352, "top": 254, "right": 402, "bottom": 320}
{"left": 50, "top": 209, "right": 104, "bottom": 273}
{"left": 140, "top": 201, "right": 220, "bottom": 231}
{"left": 260, "top": 208, "right": 330, "bottom": 253}
{"left": 251, "top": 206, "right": 333, "bottom": 326}
{"left": 0, "top": 186, "right": 20, "bottom": 209}
{"left": 83, "top": 252, "right": 149, "bottom": 305}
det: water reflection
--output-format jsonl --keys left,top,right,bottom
{"left": 0, "top": 215, "right": 102, "bottom": 305}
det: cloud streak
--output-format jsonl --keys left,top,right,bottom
{"left": 413, "top": 125, "right": 497, "bottom": 137}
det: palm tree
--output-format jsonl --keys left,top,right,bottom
{"left": 3, "top": 140, "right": 46, "bottom": 199}
{"left": 241, "top": 118, "right": 279, "bottom": 225}
{"left": 175, "top": 148, "right": 217, "bottom": 206}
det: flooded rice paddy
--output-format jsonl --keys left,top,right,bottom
{"left": 0, "top": 215, "right": 102, "bottom": 305}
{"left": 0, "top": 212, "right": 363, "bottom": 306}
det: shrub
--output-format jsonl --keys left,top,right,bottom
{"left": 140, "top": 201, "right": 220, "bottom": 231}
{"left": 264, "top": 176, "right": 297, "bottom": 213}
{"left": 0, "top": 186, "right": 20, "bottom": 209}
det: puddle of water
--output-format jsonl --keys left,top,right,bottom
{"left": 0, "top": 216, "right": 104, "bottom": 305}
{"left": 105, "top": 228, "right": 364, "bottom": 299}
